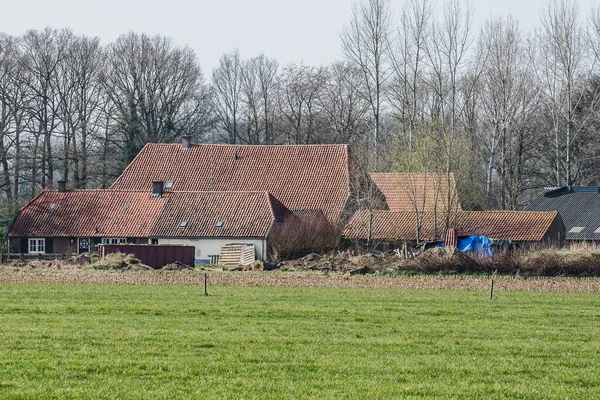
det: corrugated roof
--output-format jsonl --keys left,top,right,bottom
{"left": 369, "top": 173, "right": 461, "bottom": 212}
{"left": 9, "top": 190, "right": 286, "bottom": 239}
{"left": 343, "top": 210, "right": 560, "bottom": 242}
{"left": 525, "top": 187, "right": 600, "bottom": 240}
{"left": 8, "top": 190, "right": 165, "bottom": 238}
{"left": 149, "top": 191, "right": 283, "bottom": 238}
{"left": 110, "top": 143, "right": 351, "bottom": 222}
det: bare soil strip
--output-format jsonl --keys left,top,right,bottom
{"left": 0, "top": 270, "right": 599, "bottom": 292}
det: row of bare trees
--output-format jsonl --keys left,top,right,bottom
{"left": 1, "top": 0, "right": 600, "bottom": 213}
{"left": 0, "top": 28, "right": 213, "bottom": 204}
{"left": 342, "top": 0, "right": 600, "bottom": 210}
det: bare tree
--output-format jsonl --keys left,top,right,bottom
{"left": 536, "top": 0, "right": 599, "bottom": 186}
{"left": 390, "top": 0, "right": 432, "bottom": 150}
{"left": 276, "top": 64, "right": 327, "bottom": 144}
{"left": 20, "top": 28, "right": 70, "bottom": 191}
{"left": 341, "top": 0, "right": 393, "bottom": 168}
{"left": 239, "top": 54, "right": 278, "bottom": 144}
{"left": 321, "top": 61, "right": 370, "bottom": 144}
{"left": 212, "top": 49, "right": 244, "bottom": 144}
{"left": 478, "top": 17, "right": 539, "bottom": 209}
{"left": 105, "top": 32, "right": 210, "bottom": 163}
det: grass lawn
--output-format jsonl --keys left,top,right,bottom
{"left": 0, "top": 284, "right": 599, "bottom": 399}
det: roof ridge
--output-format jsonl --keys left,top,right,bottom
{"left": 170, "top": 190, "right": 273, "bottom": 195}
{"left": 146, "top": 143, "right": 349, "bottom": 148}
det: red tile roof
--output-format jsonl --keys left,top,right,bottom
{"left": 9, "top": 190, "right": 286, "bottom": 239}
{"left": 110, "top": 144, "right": 351, "bottom": 222}
{"left": 150, "top": 191, "right": 284, "bottom": 238}
{"left": 343, "top": 210, "right": 561, "bottom": 242}
{"left": 8, "top": 190, "right": 165, "bottom": 238}
{"left": 369, "top": 173, "right": 461, "bottom": 212}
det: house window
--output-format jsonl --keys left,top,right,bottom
{"left": 102, "top": 238, "right": 127, "bottom": 245}
{"left": 151, "top": 239, "right": 159, "bottom": 244}
{"left": 29, "top": 238, "right": 45, "bottom": 254}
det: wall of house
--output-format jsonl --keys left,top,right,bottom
{"left": 53, "top": 238, "right": 77, "bottom": 254}
{"left": 153, "top": 238, "right": 267, "bottom": 263}
{"left": 8, "top": 237, "right": 77, "bottom": 254}
{"left": 541, "top": 217, "right": 566, "bottom": 247}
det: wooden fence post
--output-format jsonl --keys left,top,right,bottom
{"left": 204, "top": 273, "right": 208, "bottom": 296}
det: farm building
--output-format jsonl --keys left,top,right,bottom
{"left": 110, "top": 137, "right": 377, "bottom": 224}
{"left": 7, "top": 137, "right": 373, "bottom": 262}
{"left": 525, "top": 186, "right": 600, "bottom": 241}
{"left": 369, "top": 172, "right": 461, "bottom": 212}
{"left": 343, "top": 210, "right": 565, "bottom": 247}
{"left": 7, "top": 182, "right": 290, "bottom": 263}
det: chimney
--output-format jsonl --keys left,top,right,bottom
{"left": 152, "top": 180, "right": 164, "bottom": 197}
{"left": 181, "top": 135, "right": 192, "bottom": 150}
{"left": 57, "top": 180, "right": 67, "bottom": 193}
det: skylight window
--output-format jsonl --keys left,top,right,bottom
{"left": 179, "top": 221, "right": 188, "bottom": 228}
{"left": 124, "top": 204, "right": 131, "bottom": 211}
{"left": 594, "top": 227, "right": 600, "bottom": 234}
{"left": 165, "top": 181, "right": 174, "bottom": 190}
{"left": 568, "top": 227, "right": 585, "bottom": 234}
{"left": 215, "top": 221, "right": 224, "bottom": 228}
{"left": 49, "top": 204, "right": 56, "bottom": 211}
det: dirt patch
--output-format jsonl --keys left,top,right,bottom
{"left": 0, "top": 269, "right": 598, "bottom": 292}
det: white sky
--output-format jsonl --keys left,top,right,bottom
{"left": 0, "top": 0, "right": 592, "bottom": 74}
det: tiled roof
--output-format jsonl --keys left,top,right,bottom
{"left": 525, "top": 187, "right": 600, "bottom": 240}
{"left": 110, "top": 143, "right": 351, "bottom": 222}
{"left": 8, "top": 190, "right": 165, "bottom": 238}
{"left": 456, "top": 211, "right": 561, "bottom": 242}
{"left": 9, "top": 190, "right": 286, "bottom": 239}
{"left": 150, "top": 191, "right": 283, "bottom": 238}
{"left": 369, "top": 173, "right": 461, "bottom": 212}
{"left": 343, "top": 210, "right": 561, "bottom": 242}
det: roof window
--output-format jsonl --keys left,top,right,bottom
{"left": 594, "top": 227, "right": 600, "bottom": 234}
{"left": 568, "top": 227, "right": 584, "bottom": 233}
{"left": 49, "top": 203, "right": 56, "bottom": 211}
{"left": 179, "top": 221, "right": 188, "bottom": 228}
{"left": 124, "top": 204, "right": 131, "bottom": 210}
{"left": 215, "top": 221, "right": 224, "bottom": 228}
{"left": 165, "top": 181, "right": 174, "bottom": 190}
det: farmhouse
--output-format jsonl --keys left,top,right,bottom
{"left": 7, "top": 183, "right": 288, "bottom": 263}
{"left": 525, "top": 186, "right": 600, "bottom": 241}
{"left": 343, "top": 210, "right": 565, "bottom": 247}
{"left": 110, "top": 137, "right": 364, "bottom": 223}
{"left": 7, "top": 137, "right": 378, "bottom": 262}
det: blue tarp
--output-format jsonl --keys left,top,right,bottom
{"left": 440, "top": 235, "right": 493, "bottom": 257}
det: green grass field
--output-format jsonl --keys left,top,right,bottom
{"left": 0, "top": 284, "right": 599, "bottom": 399}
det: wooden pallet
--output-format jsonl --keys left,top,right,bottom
{"left": 219, "top": 244, "right": 256, "bottom": 267}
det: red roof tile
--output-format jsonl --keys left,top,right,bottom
{"left": 110, "top": 144, "right": 351, "bottom": 222}
{"left": 150, "top": 191, "right": 283, "bottom": 238}
{"left": 9, "top": 190, "right": 286, "bottom": 239}
{"left": 8, "top": 190, "right": 165, "bottom": 238}
{"left": 369, "top": 173, "right": 461, "bottom": 212}
{"left": 343, "top": 210, "right": 561, "bottom": 242}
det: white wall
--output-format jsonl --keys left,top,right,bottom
{"left": 152, "top": 237, "right": 267, "bottom": 262}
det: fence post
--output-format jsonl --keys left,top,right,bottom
{"left": 204, "top": 273, "right": 208, "bottom": 296}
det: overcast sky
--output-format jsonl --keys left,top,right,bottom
{"left": 0, "top": 0, "right": 591, "bottom": 74}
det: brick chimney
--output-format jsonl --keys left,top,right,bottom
{"left": 152, "top": 180, "right": 164, "bottom": 197}
{"left": 57, "top": 180, "right": 67, "bottom": 193}
{"left": 181, "top": 135, "right": 192, "bottom": 150}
